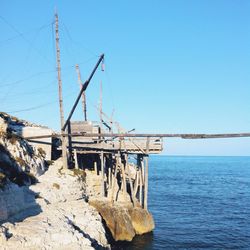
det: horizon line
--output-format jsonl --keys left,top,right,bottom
{"left": 156, "top": 154, "right": 250, "bottom": 157}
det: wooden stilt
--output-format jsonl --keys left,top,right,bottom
{"left": 74, "top": 149, "right": 79, "bottom": 169}
{"left": 111, "top": 155, "right": 119, "bottom": 203}
{"left": 144, "top": 137, "right": 150, "bottom": 210}
{"left": 108, "top": 167, "right": 111, "bottom": 189}
{"left": 141, "top": 159, "right": 145, "bottom": 185}
{"left": 120, "top": 155, "right": 127, "bottom": 199}
{"left": 133, "top": 170, "right": 139, "bottom": 197}
{"left": 144, "top": 156, "right": 149, "bottom": 210}
{"left": 94, "top": 161, "right": 97, "bottom": 175}
{"left": 67, "top": 122, "right": 73, "bottom": 166}
{"left": 139, "top": 168, "right": 143, "bottom": 206}
{"left": 125, "top": 154, "right": 136, "bottom": 206}
{"left": 100, "top": 151, "right": 105, "bottom": 197}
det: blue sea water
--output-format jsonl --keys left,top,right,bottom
{"left": 112, "top": 156, "right": 250, "bottom": 250}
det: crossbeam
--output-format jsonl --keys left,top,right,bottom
{"left": 23, "top": 132, "right": 250, "bottom": 140}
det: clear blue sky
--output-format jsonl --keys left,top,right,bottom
{"left": 1, "top": 0, "right": 249, "bottom": 156}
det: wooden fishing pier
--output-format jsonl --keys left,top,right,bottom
{"left": 23, "top": 13, "right": 250, "bottom": 211}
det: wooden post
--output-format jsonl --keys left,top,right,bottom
{"left": 144, "top": 156, "right": 149, "bottom": 210}
{"left": 67, "top": 121, "right": 73, "bottom": 167}
{"left": 108, "top": 167, "right": 111, "bottom": 189}
{"left": 100, "top": 151, "right": 105, "bottom": 197}
{"left": 144, "top": 137, "right": 150, "bottom": 210}
{"left": 74, "top": 149, "right": 78, "bottom": 169}
{"left": 137, "top": 154, "right": 143, "bottom": 206}
{"left": 133, "top": 170, "right": 139, "bottom": 197}
{"left": 139, "top": 168, "right": 143, "bottom": 206}
{"left": 55, "top": 12, "right": 67, "bottom": 169}
{"left": 141, "top": 159, "right": 145, "bottom": 186}
{"left": 125, "top": 154, "right": 136, "bottom": 206}
{"left": 111, "top": 154, "right": 119, "bottom": 203}
{"left": 120, "top": 155, "right": 127, "bottom": 199}
{"left": 94, "top": 161, "right": 97, "bottom": 175}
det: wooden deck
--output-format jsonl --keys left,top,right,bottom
{"left": 69, "top": 121, "right": 163, "bottom": 154}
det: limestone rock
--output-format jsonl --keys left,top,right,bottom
{"left": 85, "top": 170, "right": 102, "bottom": 198}
{"left": 30, "top": 159, "right": 86, "bottom": 205}
{"left": 0, "top": 202, "right": 97, "bottom": 250}
{"left": 0, "top": 184, "right": 39, "bottom": 222}
{"left": 128, "top": 207, "right": 155, "bottom": 235}
{"left": 0, "top": 117, "right": 7, "bottom": 133}
{"left": 89, "top": 199, "right": 155, "bottom": 242}
{"left": 89, "top": 199, "right": 136, "bottom": 241}
{"left": 0, "top": 159, "right": 110, "bottom": 249}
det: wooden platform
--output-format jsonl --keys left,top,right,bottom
{"left": 69, "top": 121, "right": 163, "bottom": 154}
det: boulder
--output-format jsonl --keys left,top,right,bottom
{"left": 128, "top": 207, "right": 155, "bottom": 235}
{"left": 89, "top": 199, "right": 155, "bottom": 242}
{"left": 89, "top": 199, "right": 135, "bottom": 241}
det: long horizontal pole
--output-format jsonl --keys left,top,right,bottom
{"left": 62, "top": 54, "right": 104, "bottom": 131}
{"left": 23, "top": 132, "right": 250, "bottom": 140}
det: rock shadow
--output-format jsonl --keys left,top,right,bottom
{"left": 66, "top": 216, "right": 109, "bottom": 250}
{"left": 0, "top": 139, "right": 43, "bottom": 224}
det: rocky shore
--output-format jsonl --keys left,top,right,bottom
{"left": 0, "top": 112, "right": 154, "bottom": 249}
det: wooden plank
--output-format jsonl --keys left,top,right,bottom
{"left": 71, "top": 139, "right": 163, "bottom": 153}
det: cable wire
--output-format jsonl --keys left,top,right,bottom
{"left": 0, "top": 23, "right": 51, "bottom": 46}
{"left": 0, "top": 15, "right": 54, "bottom": 63}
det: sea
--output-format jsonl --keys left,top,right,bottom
{"left": 112, "top": 155, "right": 250, "bottom": 250}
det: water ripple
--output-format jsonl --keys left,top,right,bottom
{"left": 112, "top": 156, "right": 250, "bottom": 250}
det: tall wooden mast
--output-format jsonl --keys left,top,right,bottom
{"left": 75, "top": 64, "right": 87, "bottom": 121}
{"left": 55, "top": 12, "right": 68, "bottom": 169}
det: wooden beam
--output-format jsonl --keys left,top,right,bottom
{"left": 23, "top": 132, "right": 250, "bottom": 140}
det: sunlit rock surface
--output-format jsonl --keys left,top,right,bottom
{"left": 0, "top": 159, "right": 110, "bottom": 249}
{"left": 89, "top": 199, "right": 154, "bottom": 242}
